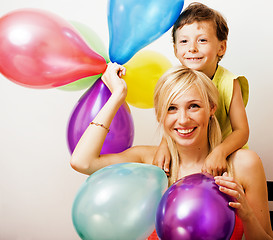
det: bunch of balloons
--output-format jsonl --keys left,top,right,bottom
{"left": 0, "top": 0, "right": 184, "bottom": 154}
{"left": 7, "top": 1, "right": 246, "bottom": 240}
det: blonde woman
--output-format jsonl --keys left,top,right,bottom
{"left": 71, "top": 63, "right": 272, "bottom": 239}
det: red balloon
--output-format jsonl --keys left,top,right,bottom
{"left": 0, "top": 9, "right": 107, "bottom": 88}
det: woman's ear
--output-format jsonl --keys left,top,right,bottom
{"left": 210, "top": 103, "right": 217, "bottom": 116}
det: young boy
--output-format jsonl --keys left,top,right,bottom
{"left": 153, "top": 2, "right": 249, "bottom": 177}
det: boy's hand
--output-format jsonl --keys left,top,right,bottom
{"left": 202, "top": 147, "right": 227, "bottom": 176}
{"left": 153, "top": 139, "right": 171, "bottom": 176}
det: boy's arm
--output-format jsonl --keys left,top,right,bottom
{"left": 153, "top": 137, "right": 171, "bottom": 175}
{"left": 202, "top": 79, "right": 249, "bottom": 176}
{"left": 220, "top": 78, "right": 249, "bottom": 154}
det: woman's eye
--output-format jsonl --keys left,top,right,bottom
{"left": 198, "top": 38, "right": 207, "bottom": 43}
{"left": 189, "top": 104, "right": 200, "bottom": 109}
{"left": 168, "top": 106, "right": 177, "bottom": 111}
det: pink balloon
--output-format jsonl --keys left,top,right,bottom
{"left": 0, "top": 9, "right": 107, "bottom": 88}
{"left": 67, "top": 79, "right": 134, "bottom": 154}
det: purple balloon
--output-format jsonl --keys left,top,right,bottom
{"left": 156, "top": 173, "right": 235, "bottom": 240}
{"left": 67, "top": 78, "right": 134, "bottom": 154}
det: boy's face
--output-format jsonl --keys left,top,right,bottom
{"left": 173, "top": 21, "right": 226, "bottom": 79}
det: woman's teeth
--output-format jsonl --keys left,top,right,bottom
{"left": 177, "top": 128, "right": 194, "bottom": 134}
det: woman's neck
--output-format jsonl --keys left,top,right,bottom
{"left": 177, "top": 145, "right": 209, "bottom": 178}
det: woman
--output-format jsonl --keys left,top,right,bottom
{"left": 70, "top": 63, "right": 272, "bottom": 239}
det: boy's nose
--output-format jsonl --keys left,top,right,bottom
{"left": 188, "top": 43, "right": 198, "bottom": 53}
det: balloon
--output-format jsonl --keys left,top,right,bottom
{"left": 156, "top": 173, "right": 235, "bottom": 240}
{"left": 72, "top": 162, "right": 168, "bottom": 240}
{"left": 57, "top": 74, "right": 100, "bottom": 91}
{"left": 67, "top": 78, "right": 134, "bottom": 154}
{"left": 108, "top": 0, "right": 184, "bottom": 64}
{"left": 58, "top": 21, "right": 110, "bottom": 91}
{"left": 70, "top": 21, "right": 110, "bottom": 63}
{"left": 0, "top": 9, "right": 107, "bottom": 89}
{"left": 123, "top": 50, "right": 172, "bottom": 108}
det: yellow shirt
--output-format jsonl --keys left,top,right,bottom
{"left": 212, "top": 65, "right": 249, "bottom": 147}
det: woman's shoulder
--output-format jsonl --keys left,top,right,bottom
{"left": 129, "top": 145, "right": 158, "bottom": 151}
{"left": 230, "top": 149, "right": 264, "bottom": 187}
{"left": 231, "top": 149, "right": 261, "bottom": 169}
{"left": 123, "top": 145, "right": 158, "bottom": 164}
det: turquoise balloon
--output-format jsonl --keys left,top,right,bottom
{"left": 108, "top": 0, "right": 184, "bottom": 64}
{"left": 72, "top": 163, "right": 168, "bottom": 240}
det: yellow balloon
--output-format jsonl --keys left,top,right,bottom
{"left": 123, "top": 50, "right": 172, "bottom": 108}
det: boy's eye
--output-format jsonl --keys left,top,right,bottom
{"left": 180, "top": 39, "right": 187, "bottom": 44}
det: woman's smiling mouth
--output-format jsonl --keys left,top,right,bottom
{"left": 176, "top": 127, "right": 196, "bottom": 135}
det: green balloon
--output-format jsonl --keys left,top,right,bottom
{"left": 58, "top": 21, "right": 109, "bottom": 91}
{"left": 70, "top": 21, "right": 110, "bottom": 62}
{"left": 58, "top": 74, "right": 101, "bottom": 91}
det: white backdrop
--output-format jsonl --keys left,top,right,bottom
{"left": 1, "top": 0, "right": 273, "bottom": 239}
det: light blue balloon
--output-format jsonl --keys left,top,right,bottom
{"left": 107, "top": 0, "right": 184, "bottom": 65}
{"left": 72, "top": 163, "right": 168, "bottom": 240}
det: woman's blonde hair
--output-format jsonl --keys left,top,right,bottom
{"left": 154, "top": 66, "right": 222, "bottom": 185}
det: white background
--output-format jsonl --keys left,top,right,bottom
{"left": 1, "top": 0, "right": 272, "bottom": 239}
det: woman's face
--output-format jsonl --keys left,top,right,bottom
{"left": 164, "top": 85, "right": 212, "bottom": 149}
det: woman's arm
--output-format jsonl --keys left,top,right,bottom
{"left": 215, "top": 150, "right": 273, "bottom": 239}
{"left": 70, "top": 63, "right": 154, "bottom": 175}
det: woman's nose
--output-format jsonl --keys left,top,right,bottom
{"left": 178, "top": 111, "right": 189, "bottom": 124}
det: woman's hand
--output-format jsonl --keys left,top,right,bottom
{"left": 101, "top": 62, "right": 127, "bottom": 101}
{"left": 214, "top": 172, "right": 254, "bottom": 221}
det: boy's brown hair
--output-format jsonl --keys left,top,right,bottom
{"left": 172, "top": 2, "right": 229, "bottom": 45}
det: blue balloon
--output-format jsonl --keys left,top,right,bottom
{"left": 108, "top": 0, "right": 184, "bottom": 64}
{"left": 72, "top": 163, "right": 168, "bottom": 240}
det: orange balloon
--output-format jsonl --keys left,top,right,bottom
{"left": 123, "top": 50, "right": 172, "bottom": 108}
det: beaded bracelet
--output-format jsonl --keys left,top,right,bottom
{"left": 90, "top": 121, "right": 110, "bottom": 133}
